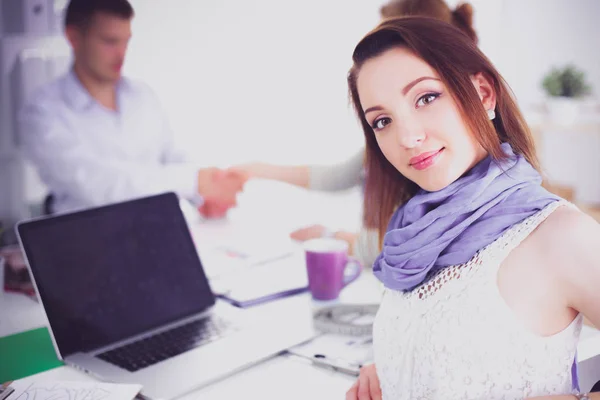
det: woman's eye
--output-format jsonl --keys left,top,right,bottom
{"left": 372, "top": 117, "right": 391, "bottom": 130}
{"left": 416, "top": 93, "right": 440, "bottom": 108}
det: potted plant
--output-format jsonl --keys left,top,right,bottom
{"left": 542, "top": 65, "right": 591, "bottom": 125}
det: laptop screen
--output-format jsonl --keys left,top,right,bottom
{"left": 18, "top": 192, "right": 215, "bottom": 357}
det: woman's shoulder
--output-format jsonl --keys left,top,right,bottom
{"left": 530, "top": 202, "right": 600, "bottom": 268}
{"left": 539, "top": 202, "right": 598, "bottom": 241}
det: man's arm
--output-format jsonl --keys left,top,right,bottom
{"left": 19, "top": 102, "right": 200, "bottom": 208}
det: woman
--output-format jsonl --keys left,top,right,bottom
{"left": 233, "top": 0, "right": 478, "bottom": 268}
{"left": 345, "top": 17, "right": 600, "bottom": 400}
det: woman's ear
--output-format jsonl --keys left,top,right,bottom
{"left": 471, "top": 72, "right": 496, "bottom": 112}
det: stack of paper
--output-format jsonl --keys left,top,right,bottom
{"left": 5, "top": 378, "right": 142, "bottom": 400}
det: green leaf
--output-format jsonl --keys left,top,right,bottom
{"left": 541, "top": 65, "right": 591, "bottom": 98}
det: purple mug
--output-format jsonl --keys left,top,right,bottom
{"left": 304, "top": 238, "right": 362, "bottom": 301}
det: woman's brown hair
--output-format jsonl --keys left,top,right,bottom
{"left": 380, "top": 0, "right": 478, "bottom": 44}
{"left": 349, "top": 17, "right": 539, "bottom": 243}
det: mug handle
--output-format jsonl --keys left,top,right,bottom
{"left": 342, "top": 257, "right": 363, "bottom": 287}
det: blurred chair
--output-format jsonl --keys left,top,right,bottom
{"left": 43, "top": 193, "right": 54, "bottom": 216}
{"left": 10, "top": 47, "right": 71, "bottom": 220}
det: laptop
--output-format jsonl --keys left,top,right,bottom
{"left": 16, "top": 192, "right": 314, "bottom": 400}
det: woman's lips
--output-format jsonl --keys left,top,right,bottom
{"left": 410, "top": 148, "right": 444, "bottom": 170}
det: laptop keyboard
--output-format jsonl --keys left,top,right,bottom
{"left": 97, "top": 316, "right": 235, "bottom": 372}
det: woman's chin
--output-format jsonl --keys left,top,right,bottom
{"left": 417, "top": 178, "right": 452, "bottom": 193}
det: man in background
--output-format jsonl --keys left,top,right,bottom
{"left": 19, "top": 0, "right": 244, "bottom": 216}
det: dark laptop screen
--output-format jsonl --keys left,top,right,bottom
{"left": 18, "top": 192, "right": 215, "bottom": 357}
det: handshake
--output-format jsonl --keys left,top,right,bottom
{"left": 196, "top": 167, "right": 249, "bottom": 218}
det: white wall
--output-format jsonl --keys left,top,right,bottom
{"left": 122, "top": 0, "right": 600, "bottom": 169}
{"left": 124, "top": 0, "right": 381, "bottom": 168}
{"left": 447, "top": 0, "right": 600, "bottom": 108}
{"left": 4, "top": 0, "right": 598, "bottom": 207}
{"left": 491, "top": 0, "right": 600, "bottom": 109}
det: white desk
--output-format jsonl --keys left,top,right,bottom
{"left": 2, "top": 181, "right": 600, "bottom": 397}
{"left": 0, "top": 181, "right": 374, "bottom": 399}
{"left": 0, "top": 267, "right": 382, "bottom": 400}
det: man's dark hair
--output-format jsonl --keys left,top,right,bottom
{"left": 64, "top": 0, "right": 134, "bottom": 29}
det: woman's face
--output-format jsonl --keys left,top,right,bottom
{"left": 356, "top": 46, "right": 494, "bottom": 192}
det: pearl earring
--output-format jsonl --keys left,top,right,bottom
{"left": 487, "top": 109, "right": 496, "bottom": 120}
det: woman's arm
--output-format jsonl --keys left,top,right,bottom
{"left": 527, "top": 394, "right": 600, "bottom": 399}
{"left": 308, "top": 149, "right": 364, "bottom": 191}
{"left": 353, "top": 227, "right": 380, "bottom": 267}
{"left": 289, "top": 225, "right": 380, "bottom": 268}
{"left": 231, "top": 148, "right": 365, "bottom": 192}
{"left": 553, "top": 209, "right": 600, "bottom": 329}
{"left": 525, "top": 207, "right": 600, "bottom": 400}
{"left": 230, "top": 163, "right": 311, "bottom": 188}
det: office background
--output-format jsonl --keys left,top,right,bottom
{"left": 0, "top": 0, "right": 599, "bottom": 228}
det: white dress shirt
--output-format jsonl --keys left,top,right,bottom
{"left": 19, "top": 69, "right": 200, "bottom": 214}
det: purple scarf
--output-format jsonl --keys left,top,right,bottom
{"left": 373, "top": 142, "right": 560, "bottom": 292}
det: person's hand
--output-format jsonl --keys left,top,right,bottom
{"left": 290, "top": 224, "right": 328, "bottom": 241}
{"left": 346, "top": 364, "right": 382, "bottom": 400}
{"left": 197, "top": 168, "right": 248, "bottom": 218}
{"left": 198, "top": 201, "right": 230, "bottom": 219}
{"left": 228, "top": 162, "right": 265, "bottom": 180}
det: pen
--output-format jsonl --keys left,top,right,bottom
{"left": 0, "top": 386, "right": 15, "bottom": 400}
{"left": 311, "top": 354, "right": 360, "bottom": 377}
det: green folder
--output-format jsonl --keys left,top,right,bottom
{"left": 0, "top": 328, "right": 63, "bottom": 383}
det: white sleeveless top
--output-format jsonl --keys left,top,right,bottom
{"left": 373, "top": 201, "right": 582, "bottom": 400}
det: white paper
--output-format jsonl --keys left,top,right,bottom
{"left": 218, "top": 253, "right": 309, "bottom": 302}
{"left": 192, "top": 231, "right": 297, "bottom": 281}
{"left": 8, "top": 378, "right": 142, "bottom": 400}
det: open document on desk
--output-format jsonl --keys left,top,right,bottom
{"left": 214, "top": 252, "right": 309, "bottom": 307}
{"left": 189, "top": 224, "right": 298, "bottom": 283}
